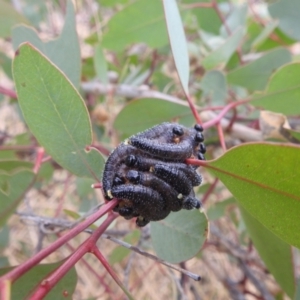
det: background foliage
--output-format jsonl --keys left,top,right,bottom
{"left": 0, "top": 0, "right": 300, "bottom": 299}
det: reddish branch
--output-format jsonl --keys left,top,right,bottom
{"left": 0, "top": 86, "right": 17, "bottom": 99}
{"left": 201, "top": 178, "right": 219, "bottom": 205}
{"left": 30, "top": 213, "right": 119, "bottom": 299}
{"left": 203, "top": 99, "right": 250, "bottom": 129}
{"left": 33, "top": 147, "right": 45, "bottom": 174}
{"left": 0, "top": 199, "right": 118, "bottom": 299}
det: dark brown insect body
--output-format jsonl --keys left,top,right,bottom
{"left": 102, "top": 122, "right": 206, "bottom": 226}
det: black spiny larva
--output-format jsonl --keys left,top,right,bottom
{"left": 102, "top": 122, "right": 206, "bottom": 226}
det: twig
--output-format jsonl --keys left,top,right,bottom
{"left": 201, "top": 178, "right": 219, "bottom": 205}
{"left": 92, "top": 245, "right": 135, "bottom": 300}
{"left": 16, "top": 213, "right": 200, "bottom": 285}
{"left": 103, "top": 234, "right": 201, "bottom": 281}
{"left": 168, "top": 269, "right": 188, "bottom": 300}
{"left": 33, "top": 147, "right": 45, "bottom": 174}
{"left": 30, "top": 213, "right": 119, "bottom": 299}
{"left": 0, "top": 200, "right": 117, "bottom": 284}
{"left": 239, "top": 259, "right": 274, "bottom": 300}
{"left": 217, "top": 122, "right": 227, "bottom": 151}
{"left": 16, "top": 212, "right": 129, "bottom": 237}
{"left": 81, "top": 81, "right": 263, "bottom": 142}
{"left": 35, "top": 225, "right": 45, "bottom": 254}
{"left": 203, "top": 256, "right": 246, "bottom": 300}
{"left": 209, "top": 224, "right": 263, "bottom": 266}
{"left": 0, "top": 86, "right": 17, "bottom": 99}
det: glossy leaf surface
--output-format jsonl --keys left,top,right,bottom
{"left": 241, "top": 206, "right": 295, "bottom": 298}
{"left": 206, "top": 143, "right": 300, "bottom": 249}
{"left": 251, "top": 63, "right": 300, "bottom": 115}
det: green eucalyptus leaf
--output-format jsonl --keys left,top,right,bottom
{"left": 220, "top": 4, "right": 248, "bottom": 37}
{"left": 200, "top": 70, "right": 227, "bottom": 105}
{"left": 202, "top": 28, "right": 244, "bottom": 70}
{"left": 0, "top": 169, "right": 34, "bottom": 228}
{"left": 113, "top": 98, "right": 194, "bottom": 139}
{"left": 241, "top": 206, "right": 295, "bottom": 298}
{"left": 227, "top": 48, "right": 291, "bottom": 92}
{"left": 12, "top": 0, "right": 80, "bottom": 88}
{"left": 94, "top": 44, "right": 108, "bottom": 84}
{"left": 295, "top": 279, "right": 300, "bottom": 300}
{"left": 268, "top": 0, "right": 300, "bottom": 41}
{"left": 163, "top": 0, "right": 189, "bottom": 95}
{"left": 0, "top": 225, "right": 9, "bottom": 249}
{"left": 207, "top": 198, "right": 235, "bottom": 221}
{"left": 13, "top": 43, "right": 105, "bottom": 180}
{"left": 0, "top": 0, "right": 30, "bottom": 38}
{"left": 102, "top": 0, "right": 168, "bottom": 51}
{"left": 251, "top": 63, "right": 300, "bottom": 115}
{"left": 0, "top": 261, "right": 77, "bottom": 299}
{"left": 193, "top": 7, "right": 221, "bottom": 35}
{"left": 151, "top": 210, "right": 208, "bottom": 263}
{"left": 0, "top": 160, "right": 33, "bottom": 174}
{"left": 21, "top": 0, "right": 48, "bottom": 27}
{"left": 205, "top": 143, "right": 300, "bottom": 249}
{"left": 251, "top": 20, "right": 278, "bottom": 50}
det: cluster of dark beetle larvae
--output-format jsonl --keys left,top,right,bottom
{"left": 102, "top": 122, "right": 206, "bottom": 226}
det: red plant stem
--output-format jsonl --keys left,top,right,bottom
{"left": 33, "top": 147, "right": 45, "bottom": 174}
{"left": 186, "top": 94, "right": 202, "bottom": 124}
{"left": 81, "top": 260, "right": 112, "bottom": 295}
{"left": 92, "top": 247, "right": 120, "bottom": 283}
{"left": 217, "top": 122, "right": 227, "bottom": 151}
{"left": 41, "top": 155, "right": 52, "bottom": 163}
{"left": 0, "top": 280, "right": 10, "bottom": 300}
{"left": 211, "top": 0, "right": 230, "bottom": 35}
{"left": 92, "top": 246, "right": 134, "bottom": 300}
{"left": 185, "top": 158, "right": 206, "bottom": 168}
{"left": 0, "top": 86, "right": 17, "bottom": 99}
{"left": 143, "top": 50, "right": 158, "bottom": 85}
{"left": 225, "top": 107, "right": 237, "bottom": 132}
{"left": 203, "top": 99, "right": 249, "bottom": 129}
{"left": 199, "top": 105, "right": 226, "bottom": 112}
{"left": 54, "top": 175, "right": 72, "bottom": 218}
{"left": 55, "top": 231, "right": 112, "bottom": 294}
{"left": 30, "top": 213, "right": 118, "bottom": 299}
{"left": 201, "top": 178, "right": 219, "bottom": 205}
{"left": 0, "top": 200, "right": 118, "bottom": 284}
{"left": 92, "top": 183, "right": 102, "bottom": 189}
{"left": 90, "top": 144, "right": 110, "bottom": 156}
